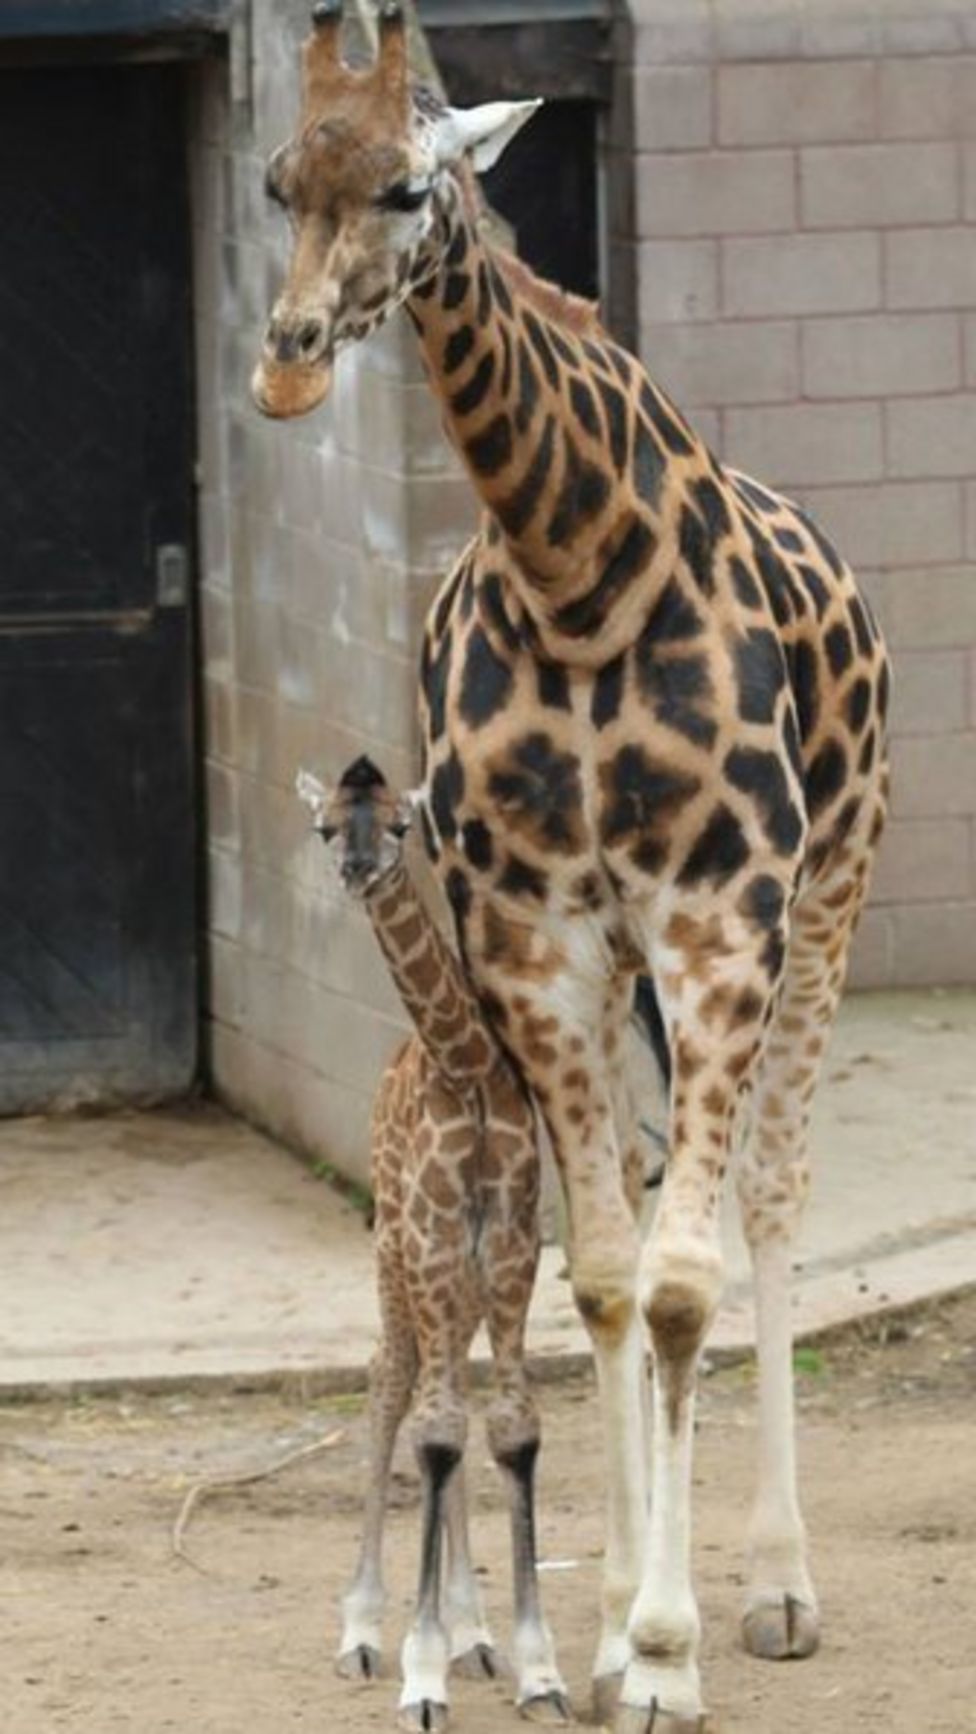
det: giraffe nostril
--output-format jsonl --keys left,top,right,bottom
{"left": 298, "top": 320, "right": 324, "bottom": 358}
{"left": 267, "top": 320, "right": 325, "bottom": 365}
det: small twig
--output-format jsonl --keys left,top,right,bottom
{"left": 171, "top": 1429, "right": 345, "bottom": 1571}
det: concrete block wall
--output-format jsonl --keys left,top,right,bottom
{"left": 189, "top": 5, "right": 475, "bottom": 1184}
{"left": 627, "top": 0, "right": 976, "bottom": 986}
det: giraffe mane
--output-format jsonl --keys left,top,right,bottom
{"left": 494, "top": 250, "right": 601, "bottom": 336}
{"left": 450, "top": 159, "right": 600, "bottom": 337}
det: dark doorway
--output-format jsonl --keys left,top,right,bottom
{"left": 0, "top": 61, "right": 197, "bottom": 1112}
{"left": 481, "top": 100, "right": 600, "bottom": 303}
{"left": 424, "top": 11, "right": 609, "bottom": 304}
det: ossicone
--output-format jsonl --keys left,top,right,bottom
{"left": 340, "top": 754, "right": 387, "bottom": 793}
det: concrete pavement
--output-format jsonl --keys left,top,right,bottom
{"left": 0, "top": 989, "right": 973, "bottom": 1396}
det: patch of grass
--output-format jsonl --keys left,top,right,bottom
{"left": 326, "top": 1392, "right": 367, "bottom": 1417}
{"left": 311, "top": 1159, "right": 373, "bottom": 1221}
{"left": 793, "top": 1346, "right": 827, "bottom": 1377}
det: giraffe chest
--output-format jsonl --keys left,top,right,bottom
{"left": 418, "top": 596, "right": 734, "bottom": 978}
{"left": 419, "top": 498, "right": 890, "bottom": 961}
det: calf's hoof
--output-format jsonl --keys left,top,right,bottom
{"left": 742, "top": 1594, "right": 819, "bottom": 1661}
{"left": 397, "top": 1700, "right": 449, "bottom": 1733}
{"left": 520, "top": 1687, "right": 573, "bottom": 1724}
{"left": 335, "top": 1642, "right": 382, "bottom": 1681}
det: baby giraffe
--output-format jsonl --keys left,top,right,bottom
{"left": 297, "top": 755, "right": 568, "bottom": 1732}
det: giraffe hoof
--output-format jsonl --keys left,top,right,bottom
{"left": 451, "top": 1641, "right": 500, "bottom": 1680}
{"left": 519, "top": 1687, "right": 573, "bottom": 1724}
{"left": 397, "top": 1700, "right": 449, "bottom": 1733}
{"left": 742, "top": 1594, "right": 819, "bottom": 1661}
{"left": 592, "top": 1671, "right": 624, "bottom": 1726}
{"left": 615, "top": 1704, "right": 711, "bottom": 1734}
{"left": 335, "top": 1642, "right": 382, "bottom": 1681}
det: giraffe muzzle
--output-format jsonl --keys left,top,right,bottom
{"left": 251, "top": 319, "right": 334, "bottom": 419}
{"left": 340, "top": 853, "right": 381, "bottom": 896}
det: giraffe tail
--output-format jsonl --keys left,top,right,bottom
{"left": 632, "top": 974, "right": 671, "bottom": 1090}
{"left": 632, "top": 974, "right": 671, "bottom": 1191}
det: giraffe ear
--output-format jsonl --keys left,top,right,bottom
{"left": 295, "top": 767, "right": 334, "bottom": 833}
{"left": 431, "top": 100, "right": 542, "bottom": 174}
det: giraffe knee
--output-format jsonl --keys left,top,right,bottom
{"left": 641, "top": 1247, "right": 722, "bottom": 1422}
{"left": 415, "top": 1438, "right": 463, "bottom": 1501}
{"left": 645, "top": 1278, "right": 711, "bottom": 1366}
{"left": 570, "top": 1221, "right": 640, "bottom": 1348}
{"left": 572, "top": 1259, "right": 638, "bottom": 1349}
{"left": 486, "top": 1390, "right": 539, "bottom": 1465}
{"left": 412, "top": 1394, "right": 467, "bottom": 1459}
{"left": 492, "top": 1435, "right": 540, "bottom": 1487}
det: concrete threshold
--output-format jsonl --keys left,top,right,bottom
{"left": 0, "top": 990, "right": 973, "bottom": 1401}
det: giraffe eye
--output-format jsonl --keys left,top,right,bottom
{"left": 375, "top": 180, "right": 429, "bottom": 214}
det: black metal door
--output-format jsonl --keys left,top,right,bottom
{"left": 0, "top": 62, "right": 197, "bottom": 1112}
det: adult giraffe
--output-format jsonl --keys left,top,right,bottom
{"left": 252, "top": 7, "right": 890, "bottom": 1728}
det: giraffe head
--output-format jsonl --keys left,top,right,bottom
{"left": 297, "top": 754, "right": 417, "bottom": 895}
{"left": 252, "top": 0, "right": 539, "bottom": 419}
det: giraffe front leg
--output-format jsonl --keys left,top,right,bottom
{"left": 399, "top": 1275, "right": 469, "bottom": 1721}
{"left": 442, "top": 1462, "right": 499, "bottom": 1679}
{"left": 485, "top": 1319, "right": 569, "bottom": 1720}
{"left": 518, "top": 1009, "right": 648, "bottom": 1723}
{"left": 399, "top": 1433, "right": 458, "bottom": 1734}
{"left": 400, "top": 1375, "right": 468, "bottom": 1734}
{"left": 496, "top": 1437, "right": 572, "bottom": 1725}
{"left": 337, "top": 1279, "right": 417, "bottom": 1681}
{"left": 570, "top": 1206, "right": 648, "bottom": 1729}
{"left": 466, "top": 951, "right": 649, "bottom": 1722}
{"left": 619, "top": 920, "right": 779, "bottom": 1733}
{"left": 618, "top": 1220, "right": 720, "bottom": 1733}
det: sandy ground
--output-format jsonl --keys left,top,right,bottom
{"left": 2, "top": 1294, "right": 974, "bottom": 1734}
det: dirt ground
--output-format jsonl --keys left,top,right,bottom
{"left": 2, "top": 1294, "right": 974, "bottom": 1734}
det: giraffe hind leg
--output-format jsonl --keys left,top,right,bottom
{"left": 736, "top": 869, "right": 868, "bottom": 1662}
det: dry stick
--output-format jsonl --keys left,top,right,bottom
{"left": 172, "top": 1429, "right": 345, "bottom": 1572}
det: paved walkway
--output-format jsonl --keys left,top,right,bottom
{"left": 0, "top": 990, "right": 973, "bottom": 1396}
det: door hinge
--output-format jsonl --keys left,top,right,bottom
{"left": 156, "top": 544, "right": 189, "bottom": 608}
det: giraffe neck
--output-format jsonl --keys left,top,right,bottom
{"left": 365, "top": 856, "right": 498, "bottom": 1089}
{"left": 407, "top": 180, "right": 712, "bottom": 661}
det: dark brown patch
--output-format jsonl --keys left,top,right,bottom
{"left": 487, "top": 732, "right": 586, "bottom": 855}
{"left": 599, "top": 744, "right": 701, "bottom": 875}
